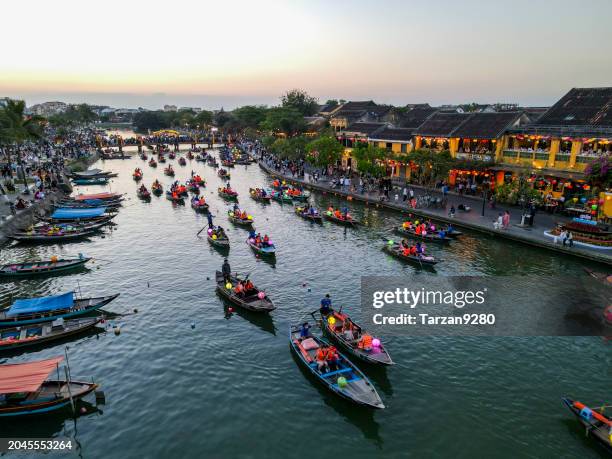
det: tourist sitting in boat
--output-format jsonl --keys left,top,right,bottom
{"left": 139, "top": 184, "right": 147, "bottom": 193}
{"left": 234, "top": 281, "right": 245, "bottom": 297}
{"left": 262, "top": 235, "right": 270, "bottom": 247}
{"left": 244, "top": 280, "right": 254, "bottom": 293}
{"left": 358, "top": 333, "right": 373, "bottom": 351}
{"left": 438, "top": 229, "right": 447, "bottom": 239}
{"left": 255, "top": 234, "right": 262, "bottom": 245}
{"left": 316, "top": 347, "right": 329, "bottom": 372}
{"left": 320, "top": 294, "right": 332, "bottom": 315}
{"left": 325, "top": 346, "right": 339, "bottom": 372}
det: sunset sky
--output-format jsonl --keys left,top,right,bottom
{"left": 2, "top": 0, "right": 611, "bottom": 109}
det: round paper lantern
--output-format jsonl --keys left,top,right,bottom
{"left": 257, "top": 291, "right": 265, "bottom": 299}
{"left": 225, "top": 282, "right": 232, "bottom": 290}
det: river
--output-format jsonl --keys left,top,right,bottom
{"left": 0, "top": 148, "right": 609, "bottom": 458}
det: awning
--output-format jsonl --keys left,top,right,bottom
{"left": 51, "top": 207, "right": 106, "bottom": 219}
{"left": 7, "top": 292, "right": 74, "bottom": 317}
{"left": 0, "top": 356, "right": 63, "bottom": 394}
{"left": 74, "top": 192, "right": 119, "bottom": 201}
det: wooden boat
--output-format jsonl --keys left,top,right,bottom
{"left": 271, "top": 191, "right": 292, "bottom": 203}
{"left": 27, "top": 221, "right": 108, "bottom": 234}
{"left": 246, "top": 238, "right": 276, "bottom": 256}
{"left": 383, "top": 244, "right": 439, "bottom": 267}
{"left": 320, "top": 310, "right": 393, "bottom": 365}
{"left": 42, "top": 214, "right": 116, "bottom": 226}
{"left": 221, "top": 159, "right": 235, "bottom": 168}
{"left": 0, "top": 292, "right": 120, "bottom": 327}
{"left": 149, "top": 159, "right": 157, "bottom": 168}
{"left": 139, "top": 153, "right": 148, "bottom": 160}
{"left": 215, "top": 271, "right": 275, "bottom": 312}
{"left": 207, "top": 228, "right": 229, "bottom": 247}
{"left": 287, "top": 190, "right": 310, "bottom": 202}
{"left": 394, "top": 226, "right": 451, "bottom": 244}
{"left": 228, "top": 211, "right": 253, "bottom": 227}
{"left": 9, "top": 229, "right": 96, "bottom": 243}
{"left": 207, "top": 158, "right": 219, "bottom": 167}
{"left": 168, "top": 152, "right": 176, "bottom": 160}
{"left": 584, "top": 268, "right": 612, "bottom": 284}
{"left": 137, "top": 187, "right": 151, "bottom": 201}
{"left": 164, "top": 166, "right": 175, "bottom": 177}
{"left": 178, "top": 157, "right": 187, "bottom": 166}
{"left": 295, "top": 206, "right": 323, "bottom": 223}
{"left": 195, "top": 154, "right": 207, "bottom": 162}
{"left": 562, "top": 398, "right": 612, "bottom": 453}
{"left": 166, "top": 191, "right": 184, "bottom": 204}
{"left": 132, "top": 171, "right": 143, "bottom": 181}
{"left": 72, "top": 177, "right": 108, "bottom": 186}
{"left": 218, "top": 188, "right": 238, "bottom": 201}
{"left": 249, "top": 188, "right": 272, "bottom": 203}
{"left": 191, "top": 199, "right": 209, "bottom": 213}
{"left": 70, "top": 169, "right": 116, "bottom": 179}
{"left": 57, "top": 198, "right": 122, "bottom": 209}
{"left": 289, "top": 325, "right": 385, "bottom": 409}
{"left": 217, "top": 169, "right": 230, "bottom": 180}
{"left": 187, "top": 152, "right": 194, "bottom": 160}
{"left": 158, "top": 155, "right": 166, "bottom": 163}
{"left": 325, "top": 212, "right": 359, "bottom": 226}
{"left": 0, "top": 317, "right": 103, "bottom": 353}
{"left": 0, "top": 256, "right": 91, "bottom": 278}
{"left": 151, "top": 183, "right": 163, "bottom": 196}
{"left": 73, "top": 192, "right": 121, "bottom": 202}
{"left": 0, "top": 357, "right": 99, "bottom": 417}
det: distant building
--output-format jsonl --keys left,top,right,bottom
{"left": 0, "top": 97, "right": 10, "bottom": 107}
{"left": 28, "top": 101, "right": 68, "bottom": 116}
{"left": 179, "top": 106, "right": 202, "bottom": 113}
{"left": 163, "top": 105, "right": 178, "bottom": 112}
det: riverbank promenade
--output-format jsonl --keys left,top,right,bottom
{"left": 258, "top": 161, "right": 612, "bottom": 267}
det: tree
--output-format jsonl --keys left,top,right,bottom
{"left": 584, "top": 156, "right": 611, "bottom": 189}
{"left": 325, "top": 99, "right": 339, "bottom": 107}
{"left": 132, "top": 111, "right": 170, "bottom": 132}
{"left": 233, "top": 105, "right": 268, "bottom": 129}
{"left": 260, "top": 107, "right": 306, "bottom": 136}
{"left": 398, "top": 149, "right": 454, "bottom": 186}
{"left": 351, "top": 143, "right": 388, "bottom": 176}
{"left": 0, "top": 99, "right": 44, "bottom": 192}
{"left": 214, "top": 109, "right": 234, "bottom": 129}
{"left": 281, "top": 89, "right": 318, "bottom": 116}
{"left": 306, "top": 135, "right": 343, "bottom": 167}
{"left": 194, "top": 110, "right": 213, "bottom": 127}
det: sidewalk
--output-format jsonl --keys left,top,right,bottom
{"left": 258, "top": 161, "right": 612, "bottom": 267}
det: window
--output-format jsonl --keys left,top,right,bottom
{"left": 386, "top": 142, "right": 392, "bottom": 151}
{"left": 401, "top": 143, "right": 407, "bottom": 153}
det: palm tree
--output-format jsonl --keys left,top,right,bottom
{"left": 0, "top": 99, "right": 44, "bottom": 193}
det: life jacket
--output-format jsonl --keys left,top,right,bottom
{"left": 325, "top": 348, "right": 338, "bottom": 361}
{"left": 263, "top": 236, "right": 269, "bottom": 243}
{"left": 410, "top": 246, "right": 417, "bottom": 256}
{"left": 316, "top": 348, "right": 326, "bottom": 361}
{"left": 359, "top": 334, "right": 373, "bottom": 349}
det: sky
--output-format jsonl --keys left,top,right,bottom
{"left": 2, "top": 0, "right": 612, "bottom": 109}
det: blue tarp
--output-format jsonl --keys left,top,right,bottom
{"left": 7, "top": 292, "right": 74, "bottom": 317}
{"left": 51, "top": 207, "right": 106, "bottom": 219}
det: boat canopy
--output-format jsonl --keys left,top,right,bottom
{"left": 75, "top": 192, "right": 118, "bottom": 201}
{"left": 7, "top": 292, "right": 74, "bottom": 317}
{"left": 0, "top": 356, "right": 63, "bottom": 394}
{"left": 51, "top": 207, "right": 106, "bottom": 219}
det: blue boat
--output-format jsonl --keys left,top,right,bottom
{"left": 72, "top": 178, "right": 109, "bottom": 185}
{"left": 0, "top": 292, "right": 119, "bottom": 327}
{"left": 289, "top": 324, "right": 384, "bottom": 409}
{"left": 0, "top": 357, "right": 98, "bottom": 417}
{"left": 50, "top": 207, "right": 107, "bottom": 220}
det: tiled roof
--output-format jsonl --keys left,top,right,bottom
{"left": 452, "top": 112, "right": 523, "bottom": 139}
{"left": 398, "top": 106, "right": 437, "bottom": 128}
{"left": 343, "top": 122, "right": 387, "bottom": 136}
{"left": 536, "top": 87, "right": 612, "bottom": 127}
{"left": 369, "top": 127, "right": 414, "bottom": 142}
{"left": 414, "top": 112, "right": 471, "bottom": 137}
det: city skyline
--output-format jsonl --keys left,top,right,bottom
{"left": 3, "top": 0, "right": 612, "bottom": 109}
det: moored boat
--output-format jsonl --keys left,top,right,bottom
{"left": 325, "top": 210, "right": 359, "bottom": 226}
{"left": 0, "top": 317, "right": 103, "bottom": 353}
{"left": 9, "top": 228, "right": 96, "bottom": 243}
{"left": 562, "top": 398, "right": 612, "bottom": 453}
{"left": 73, "top": 192, "right": 122, "bottom": 202}
{"left": 215, "top": 271, "right": 275, "bottom": 312}
{"left": 0, "top": 255, "right": 91, "bottom": 278}
{"left": 0, "top": 356, "right": 98, "bottom": 416}
{"left": 289, "top": 324, "right": 385, "bottom": 409}
{"left": 0, "top": 291, "right": 119, "bottom": 327}
{"left": 72, "top": 177, "right": 108, "bottom": 186}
